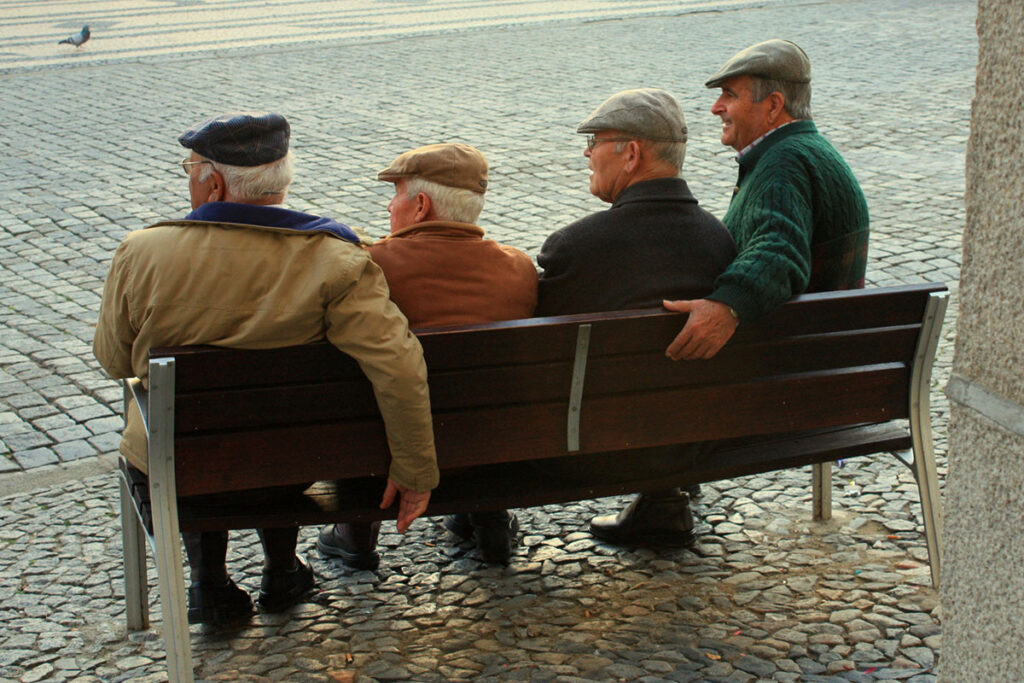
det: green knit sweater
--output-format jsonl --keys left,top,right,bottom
{"left": 708, "top": 120, "right": 869, "bottom": 322}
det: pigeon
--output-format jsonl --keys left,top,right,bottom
{"left": 59, "top": 25, "right": 90, "bottom": 47}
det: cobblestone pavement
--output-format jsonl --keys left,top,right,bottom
{"left": 0, "top": 0, "right": 974, "bottom": 680}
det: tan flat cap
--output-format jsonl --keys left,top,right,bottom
{"left": 576, "top": 88, "right": 688, "bottom": 142}
{"left": 705, "top": 39, "right": 811, "bottom": 88}
{"left": 378, "top": 143, "right": 488, "bottom": 194}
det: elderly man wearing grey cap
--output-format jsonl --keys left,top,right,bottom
{"left": 664, "top": 39, "right": 870, "bottom": 361}
{"left": 317, "top": 142, "right": 536, "bottom": 567}
{"left": 536, "top": 89, "right": 735, "bottom": 546}
{"left": 94, "top": 113, "right": 438, "bottom": 625}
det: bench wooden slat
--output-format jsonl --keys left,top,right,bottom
{"left": 151, "top": 283, "right": 944, "bottom": 392}
{"left": 168, "top": 325, "right": 921, "bottom": 434}
{"left": 171, "top": 362, "right": 908, "bottom": 496}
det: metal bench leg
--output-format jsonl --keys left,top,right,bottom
{"left": 148, "top": 358, "right": 196, "bottom": 683}
{"left": 119, "top": 473, "right": 150, "bottom": 631}
{"left": 812, "top": 462, "right": 832, "bottom": 521}
{"left": 908, "top": 292, "right": 948, "bottom": 588}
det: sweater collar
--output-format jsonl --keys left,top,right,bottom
{"left": 611, "top": 177, "right": 696, "bottom": 208}
{"left": 737, "top": 120, "right": 818, "bottom": 171}
{"left": 177, "top": 201, "right": 360, "bottom": 243}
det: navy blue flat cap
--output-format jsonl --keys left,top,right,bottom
{"left": 178, "top": 112, "right": 290, "bottom": 166}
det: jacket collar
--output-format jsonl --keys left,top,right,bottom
{"left": 611, "top": 177, "right": 697, "bottom": 208}
{"left": 172, "top": 201, "right": 360, "bottom": 243}
{"left": 385, "top": 220, "right": 485, "bottom": 240}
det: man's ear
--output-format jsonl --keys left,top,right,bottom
{"left": 767, "top": 91, "right": 788, "bottom": 124}
{"left": 414, "top": 192, "right": 432, "bottom": 222}
{"left": 623, "top": 140, "right": 643, "bottom": 173}
{"left": 208, "top": 169, "right": 225, "bottom": 202}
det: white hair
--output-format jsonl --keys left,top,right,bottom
{"left": 405, "top": 177, "right": 485, "bottom": 224}
{"left": 750, "top": 77, "right": 813, "bottom": 120}
{"left": 198, "top": 150, "right": 295, "bottom": 201}
{"left": 613, "top": 140, "right": 686, "bottom": 173}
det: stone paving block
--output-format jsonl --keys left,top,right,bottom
{"left": 12, "top": 447, "right": 58, "bottom": 469}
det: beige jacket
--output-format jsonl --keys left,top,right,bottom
{"left": 93, "top": 219, "right": 438, "bottom": 492}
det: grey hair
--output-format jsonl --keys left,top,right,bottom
{"left": 405, "top": 177, "right": 485, "bottom": 224}
{"left": 198, "top": 150, "right": 295, "bottom": 200}
{"left": 750, "top": 77, "right": 813, "bottom": 120}
{"left": 614, "top": 140, "right": 686, "bottom": 173}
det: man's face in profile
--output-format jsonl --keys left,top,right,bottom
{"left": 387, "top": 179, "right": 421, "bottom": 233}
{"left": 711, "top": 75, "right": 775, "bottom": 152}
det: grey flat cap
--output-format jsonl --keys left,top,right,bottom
{"left": 576, "top": 88, "right": 687, "bottom": 143}
{"left": 705, "top": 39, "right": 811, "bottom": 88}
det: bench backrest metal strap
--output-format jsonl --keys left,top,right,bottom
{"left": 567, "top": 323, "right": 592, "bottom": 453}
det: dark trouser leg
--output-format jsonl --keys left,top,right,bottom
{"left": 256, "top": 527, "right": 315, "bottom": 612}
{"left": 182, "top": 530, "right": 229, "bottom": 584}
{"left": 182, "top": 531, "right": 253, "bottom": 625}
{"left": 257, "top": 527, "right": 299, "bottom": 572}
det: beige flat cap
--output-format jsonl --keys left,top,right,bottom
{"left": 576, "top": 88, "right": 688, "bottom": 143}
{"left": 705, "top": 39, "right": 811, "bottom": 88}
{"left": 378, "top": 143, "right": 488, "bottom": 194}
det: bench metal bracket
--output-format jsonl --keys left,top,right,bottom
{"left": 567, "top": 324, "right": 592, "bottom": 453}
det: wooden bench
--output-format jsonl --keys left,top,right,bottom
{"left": 118, "top": 282, "right": 948, "bottom": 683}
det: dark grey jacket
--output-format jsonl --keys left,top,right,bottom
{"left": 537, "top": 177, "right": 736, "bottom": 315}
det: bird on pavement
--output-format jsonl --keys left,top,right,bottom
{"left": 59, "top": 25, "right": 91, "bottom": 47}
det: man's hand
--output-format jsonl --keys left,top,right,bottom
{"left": 380, "top": 478, "right": 431, "bottom": 533}
{"left": 663, "top": 299, "right": 738, "bottom": 361}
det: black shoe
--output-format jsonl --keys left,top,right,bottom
{"left": 589, "top": 491, "right": 696, "bottom": 547}
{"left": 317, "top": 522, "right": 381, "bottom": 570}
{"left": 443, "top": 513, "right": 473, "bottom": 540}
{"left": 257, "top": 557, "right": 315, "bottom": 612}
{"left": 187, "top": 578, "right": 253, "bottom": 625}
{"left": 469, "top": 511, "right": 519, "bottom": 565}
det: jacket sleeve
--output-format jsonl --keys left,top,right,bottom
{"left": 93, "top": 240, "right": 138, "bottom": 380}
{"left": 325, "top": 254, "right": 439, "bottom": 492}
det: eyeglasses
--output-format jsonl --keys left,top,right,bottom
{"left": 585, "top": 135, "right": 635, "bottom": 152}
{"left": 180, "top": 158, "right": 212, "bottom": 176}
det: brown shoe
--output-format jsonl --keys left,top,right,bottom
{"left": 589, "top": 490, "right": 696, "bottom": 547}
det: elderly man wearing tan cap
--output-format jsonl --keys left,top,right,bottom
{"left": 94, "top": 113, "right": 438, "bottom": 625}
{"left": 664, "top": 39, "right": 870, "bottom": 361}
{"left": 317, "top": 142, "right": 537, "bottom": 566}
{"left": 536, "top": 89, "right": 735, "bottom": 546}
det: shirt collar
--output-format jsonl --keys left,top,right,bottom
{"left": 736, "top": 120, "right": 800, "bottom": 161}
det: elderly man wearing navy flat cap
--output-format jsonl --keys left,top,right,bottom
{"left": 94, "top": 113, "right": 438, "bottom": 625}
{"left": 664, "top": 39, "right": 870, "bottom": 361}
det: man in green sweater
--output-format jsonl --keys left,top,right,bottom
{"left": 591, "top": 40, "right": 869, "bottom": 545}
{"left": 664, "top": 39, "right": 869, "bottom": 361}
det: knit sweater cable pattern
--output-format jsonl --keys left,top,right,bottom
{"left": 708, "top": 120, "right": 869, "bottom": 322}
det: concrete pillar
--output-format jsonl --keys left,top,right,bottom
{"left": 941, "top": 0, "right": 1024, "bottom": 679}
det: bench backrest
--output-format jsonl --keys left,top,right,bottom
{"left": 149, "top": 283, "right": 946, "bottom": 496}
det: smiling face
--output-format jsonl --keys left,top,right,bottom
{"left": 710, "top": 75, "right": 776, "bottom": 152}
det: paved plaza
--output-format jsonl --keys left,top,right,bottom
{"left": 0, "top": 0, "right": 975, "bottom": 680}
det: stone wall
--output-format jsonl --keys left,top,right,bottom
{"left": 941, "top": 0, "right": 1024, "bottom": 678}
